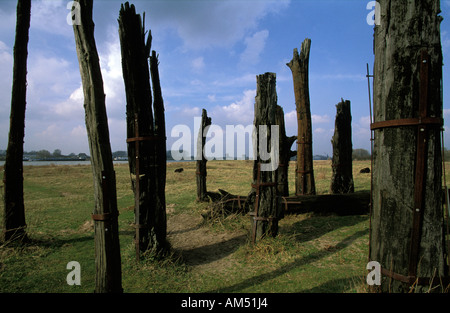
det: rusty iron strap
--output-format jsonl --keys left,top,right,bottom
{"left": 92, "top": 171, "right": 116, "bottom": 222}
{"left": 408, "top": 50, "right": 430, "bottom": 278}
{"left": 370, "top": 117, "right": 442, "bottom": 131}
{"left": 250, "top": 163, "right": 278, "bottom": 243}
{"left": 126, "top": 135, "right": 164, "bottom": 143}
{"left": 132, "top": 115, "right": 141, "bottom": 262}
{"left": 381, "top": 267, "right": 450, "bottom": 287}
{"left": 251, "top": 163, "right": 262, "bottom": 244}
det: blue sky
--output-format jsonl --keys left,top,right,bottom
{"left": 0, "top": 0, "right": 449, "bottom": 157}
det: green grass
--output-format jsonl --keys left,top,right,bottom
{"left": 1, "top": 160, "right": 447, "bottom": 293}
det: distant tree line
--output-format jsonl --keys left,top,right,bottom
{"left": 3, "top": 147, "right": 450, "bottom": 162}
{"left": 352, "top": 148, "right": 371, "bottom": 161}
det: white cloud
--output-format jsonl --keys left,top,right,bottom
{"left": 99, "top": 38, "right": 126, "bottom": 120}
{"left": 312, "top": 114, "right": 331, "bottom": 124}
{"left": 208, "top": 94, "right": 216, "bottom": 102}
{"left": 191, "top": 56, "right": 205, "bottom": 73}
{"left": 442, "top": 31, "right": 450, "bottom": 52}
{"left": 27, "top": 54, "right": 78, "bottom": 98}
{"left": 213, "top": 89, "right": 255, "bottom": 125}
{"left": 70, "top": 124, "right": 87, "bottom": 137}
{"left": 240, "top": 30, "right": 269, "bottom": 66}
{"left": 148, "top": 0, "right": 289, "bottom": 50}
{"left": 0, "top": 41, "right": 13, "bottom": 120}
{"left": 31, "top": 0, "right": 73, "bottom": 37}
{"left": 284, "top": 109, "right": 297, "bottom": 134}
{"left": 53, "top": 85, "right": 84, "bottom": 119}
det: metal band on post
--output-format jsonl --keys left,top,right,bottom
{"left": 250, "top": 163, "right": 277, "bottom": 244}
{"left": 369, "top": 50, "right": 449, "bottom": 286}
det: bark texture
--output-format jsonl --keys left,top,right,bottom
{"left": 118, "top": 2, "right": 167, "bottom": 254}
{"left": 2, "top": 0, "right": 31, "bottom": 243}
{"left": 196, "top": 109, "right": 212, "bottom": 201}
{"left": 370, "top": 0, "right": 447, "bottom": 292}
{"left": 275, "top": 105, "right": 297, "bottom": 197}
{"left": 73, "top": 0, "right": 122, "bottom": 293}
{"left": 287, "top": 38, "right": 315, "bottom": 195}
{"left": 250, "top": 72, "right": 282, "bottom": 242}
{"left": 330, "top": 99, "right": 354, "bottom": 194}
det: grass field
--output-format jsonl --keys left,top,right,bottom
{"left": 0, "top": 160, "right": 448, "bottom": 293}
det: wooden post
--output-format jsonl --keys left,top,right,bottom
{"left": 150, "top": 49, "right": 168, "bottom": 252}
{"left": 330, "top": 99, "right": 354, "bottom": 194}
{"left": 370, "top": 0, "right": 447, "bottom": 292}
{"left": 2, "top": 0, "right": 31, "bottom": 243}
{"left": 72, "top": 0, "right": 122, "bottom": 293}
{"left": 275, "top": 105, "right": 296, "bottom": 197}
{"left": 196, "top": 109, "right": 212, "bottom": 201}
{"left": 287, "top": 38, "right": 315, "bottom": 196}
{"left": 119, "top": 2, "right": 167, "bottom": 254}
{"left": 250, "top": 72, "right": 281, "bottom": 242}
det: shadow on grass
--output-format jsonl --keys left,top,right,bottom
{"left": 177, "top": 234, "right": 247, "bottom": 267}
{"left": 207, "top": 229, "right": 368, "bottom": 293}
{"left": 281, "top": 214, "right": 369, "bottom": 245}
{"left": 301, "top": 276, "right": 364, "bottom": 293}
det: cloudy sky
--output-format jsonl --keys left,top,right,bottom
{"left": 0, "top": 0, "right": 449, "bottom": 158}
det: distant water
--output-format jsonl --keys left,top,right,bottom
{"left": 0, "top": 160, "right": 190, "bottom": 167}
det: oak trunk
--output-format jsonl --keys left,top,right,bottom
{"left": 2, "top": 0, "right": 31, "bottom": 243}
{"left": 118, "top": 2, "right": 167, "bottom": 254}
{"left": 287, "top": 38, "right": 315, "bottom": 195}
{"left": 196, "top": 109, "right": 212, "bottom": 201}
{"left": 73, "top": 0, "right": 122, "bottom": 293}
{"left": 330, "top": 99, "right": 354, "bottom": 194}
{"left": 250, "top": 72, "right": 282, "bottom": 242}
{"left": 370, "top": 0, "right": 447, "bottom": 292}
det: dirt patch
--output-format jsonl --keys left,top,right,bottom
{"left": 167, "top": 213, "right": 247, "bottom": 273}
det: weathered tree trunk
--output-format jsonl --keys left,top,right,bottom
{"left": 73, "top": 0, "right": 122, "bottom": 293}
{"left": 275, "top": 105, "right": 296, "bottom": 197}
{"left": 196, "top": 108, "right": 212, "bottom": 201}
{"left": 2, "top": 0, "right": 31, "bottom": 243}
{"left": 150, "top": 49, "right": 168, "bottom": 253}
{"left": 370, "top": 0, "right": 447, "bottom": 292}
{"left": 287, "top": 38, "right": 315, "bottom": 196}
{"left": 119, "top": 2, "right": 167, "bottom": 255}
{"left": 330, "top": 99, "right": 354, "bottom": 194}
{"left": 250, "top": 72, "right": 281, "bottom": 242}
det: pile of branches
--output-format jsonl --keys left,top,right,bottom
{"left": 201, "top": 189, "right": 252, "bottom": 223}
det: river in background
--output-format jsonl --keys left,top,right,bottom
{"left": 0, "top": 160, "right": 187, "bottom": 167}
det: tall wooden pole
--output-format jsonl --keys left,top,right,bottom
{"left": 370, "top": 0, "right": 447, "bottom": 292}
{"left": 287, "top": 38, "right": 315, "bottom": 196}
{"left": 330, "top": 99, "right": 354, "bottom": 194}
{"left": 150, "top": 49, "right": 168, "bottom": 252}
{"left": 73, "top": 0, "right": 122, "bottom": 293}
{"left": 119, "top": 2, "right": 167, "bottom": 254}
{"left": 275, "top": 105, "right": 296, "bottom": 197}
{"left": 250, "top": 72, "right": 281, "bottom": 242}
{"left": 2, "top": 0, "right": 31, "bottom": 243}
{"left": 196, "top": 109, "right": 211, "bottom": 201}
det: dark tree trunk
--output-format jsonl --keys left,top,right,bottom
{"left": 370, "top": 0, "right": 447, "bottom": 292}
{"left": 150, "top": 49, "right": 168, "bottom": 252}
{"left": 287, "top": 38, "right": 315, "bottom": 196}
{"left": 250, "top": 72, "right": 282, "bottom": 242}
{"left": 275, "top": 105, "right": 296, "bottom": 197}
{"left": 196, "top": 109, "right": 212, "bottom": 201}
{"left": 2, "top": 0, "right": 31, "bottom": 243}
{"left": 330, "top": 99, "right": 354, "bottom": 194}
{"left": 118, "top": 2, "right": 167, "bottom": 255}
{"left": 73, "top": 0, "right": 122, "bottom": 293}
